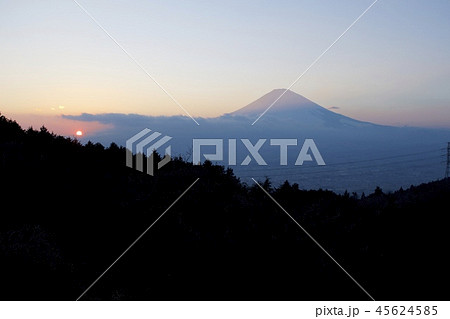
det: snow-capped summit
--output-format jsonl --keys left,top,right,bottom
{"left": 230, "top": 89, "right": 321, "bottom": 116}
{"left": 227, "top": 89, "right": 373, "bottom": 128}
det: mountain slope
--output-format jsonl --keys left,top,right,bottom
{"left": 230, "top": 89, "right": 320, "bottom": 115}
{"left": 226, "top": 89, "right": 376, "bottom": 129}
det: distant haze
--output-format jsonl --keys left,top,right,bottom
{"left": 60, "top": 89, "right": 450, "bottom": 193}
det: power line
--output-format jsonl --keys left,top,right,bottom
{"left": 241, "top": 153, "right": 444, "bottom": 179}
{"left": 444, "top": 142, "right": 450, "bottom": 178}
{"left": 236, "top": 148, "right": 445, "bottom": 177}
{"left": 233, "top": 147, "right": 445, "bottom": 175}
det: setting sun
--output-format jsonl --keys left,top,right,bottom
{"left": 76, "top": 130, "right": 83, "bottom": 136}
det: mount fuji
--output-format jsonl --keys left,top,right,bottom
{"left": 224, "top": 89, "right": 375, "bottom": 129}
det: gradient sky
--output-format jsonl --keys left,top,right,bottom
{"left": 1, "top": 0, "right": 450, "bottom": 135}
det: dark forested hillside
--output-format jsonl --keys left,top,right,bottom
{"left": 0, "top": 114, "right": 449, "bottom": 301}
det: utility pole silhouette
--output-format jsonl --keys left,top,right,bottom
{"left": 446, "top": 142, "right": 450, "bottom": 179}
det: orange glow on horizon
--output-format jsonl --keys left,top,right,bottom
{"left": 1, "top": 113, "right": 113, "bottom": 138}
{"left": 76, "top": 130, "right": 83, "bottom": 137}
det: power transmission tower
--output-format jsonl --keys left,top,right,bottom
{"left": 446, "top": 142, "right": 450, "bottom": 179}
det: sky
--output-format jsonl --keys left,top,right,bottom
{"left": 1, "top": 0, "right": 450, "bottom": 136}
